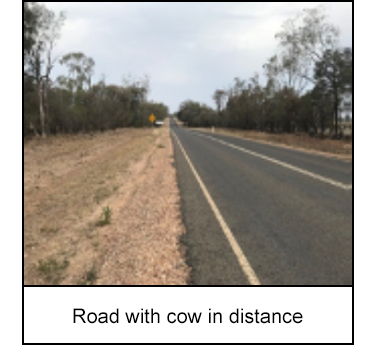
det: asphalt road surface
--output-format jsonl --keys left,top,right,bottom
{"left": 170, "top": 122, "right": 352, "bottom": 286}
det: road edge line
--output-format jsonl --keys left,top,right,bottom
{"left": 191, "top": 128, "right": 352, "bottom": 162}
{"left": 193, "top": 131, "right": 352, "bottom": 191}
{"left": 172, "top": 130, "right": 261, "bottom": 285}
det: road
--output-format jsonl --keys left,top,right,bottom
{"left": 170, "top": 122, "right": 352, "bottom": 285}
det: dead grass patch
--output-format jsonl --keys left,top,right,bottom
{"left": 38, "top": 257, "right": 69, "bottom": 284}
{"left": 77, "top": 264, "right": 98, "bottom": 285}
{"left": 24, "top": 123, "right": 189, "bottom": 285}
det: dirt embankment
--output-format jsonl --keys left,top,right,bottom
{"left": 24, "top": 120, "right": 189, "bottom": 285}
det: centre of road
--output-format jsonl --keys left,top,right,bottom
{"left": 172, "top": 130, "right": 261, "bottom": 285}
{"left": 192, "top": 131, "right": 352, "bottom": 191}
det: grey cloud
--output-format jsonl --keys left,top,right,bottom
{"left": 45, "top": 2, "right": 352, "bottom": 112}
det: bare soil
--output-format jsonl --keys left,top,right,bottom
{"left": 193, "top": 127, "right": 352, "bottom": 160}
{"left": 24, "top": 119, "right": 189, "bottom": 285}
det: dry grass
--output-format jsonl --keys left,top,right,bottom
{"left": 24, "top": 122, "right": 189, "bottom": 285}
{"left": 194, "top": 127, "right": 352, "bottom": 159}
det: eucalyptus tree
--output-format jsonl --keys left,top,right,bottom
{"left": 59, "top": 52, "right": 95, "bottom": 106}
{"left": 25, "top": 3, "right": 65, "bottom": 137}
{"left": 275, "top": 5, "right": 340, "bottom": 94}
{"left": 24, "top": 2, "right": 39, "bottom": 62}
{"left": 212, "top": 89, "right": 227, "bottom": 123}
{"left": 313, "top": 47, "right": 352, "bottom": 137}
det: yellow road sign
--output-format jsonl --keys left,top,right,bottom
{"left": 149, "top": 114, "right": 156, "bottom": 123}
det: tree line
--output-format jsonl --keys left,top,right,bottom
{"left": 23, "top": 2, "right": 169, "bottom": 139}
{"left": 177, "top": 6, "right": 352, "bottom": 138}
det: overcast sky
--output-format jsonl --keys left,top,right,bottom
{"left": 42, "top": 2, "right": 352, "bottom": 113}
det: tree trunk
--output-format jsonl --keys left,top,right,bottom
{"left": 320, "top": 109, "right": 325, "bottom": 138}
{"left": 333, "top": 91, "right": 339, "bottom": 139}
{"left": 43, "top": 78, "right": 50, "bottom": 136}
{"left": 38, "top": 81, "right": 47, "bottom": 138}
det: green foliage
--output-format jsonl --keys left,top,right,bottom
{"left": 313, "top": 48, "right": 352, "bottom": 137}
{"left": 24, "top": 2, "right": 39, "bottom": 59}
{"left": 275, "top": 5, "right": 340, "bottom": 92}
{"left": 23, "top": 3, "right": 351, "bottom": 140}
{"left": 177, "top": 100, "right": 218, "bottom": 127}
{"left": 24, "top": 69, "right": 170, "bottom": 137}
{"left": 59, "top": 52, "right": 95, "bottom": 99}
{"left": 175, "top": 5, "right": 351, "bottom": 138}
{"left": 24, "top": 3, "right": 65, "bottom": 75}
{"left": 96, "top": 206, "right": 112, "bottom": 227}
{"left": 212, "top": 89, "right": 227, "bottom": 116}
{"left": 23, "top": 2, "right": 65, "bottom": 138}
{"left": 23, "top": 3, "right": 171, "bottom": 139}
{"left": 78, "top": 264, "right": 97, "bottom": 285}
{"left": 38, "top": 258, "right": 69, "bottom": 283}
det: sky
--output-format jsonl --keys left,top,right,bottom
{"left": 41, "top": 2, "right": 352, "bottom": 113}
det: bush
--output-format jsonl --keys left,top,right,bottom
{"left": 96, "top": 206, "right": 112, "bottom": 226}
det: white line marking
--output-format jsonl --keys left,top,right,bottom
{"left": 172, "top": 131, "right": 261, "bottom": 285}
{"left": 191, "top": 129, "right": 352, "bottom": 163}
{"left": 192, "top": 131, "right": 352, "bottom": 191}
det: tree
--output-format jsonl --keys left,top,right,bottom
{"left": 24, "top": 2, "right": 39, "bottom": 61}
{"left": 275, "top": 5, "right": 340, "bottom": 94}
{"left": 126, "top": 78, "right": 149, "bottom": 127}
{"left": 212, "top": 89, "right": 227, "bottom": 118}
{"left": 263, "top": 55, "right": 280, "bottom": 95}
{"left": 177, "top": 100, "right": 217, "bottom": 127}
{"left": 311, "top": 79, "right": 333, "bottom": 137}
{"left": 24, "top": 2, "right": 40, "bottom": 136}
{"left": 313, "top": 47, "right": 352, "bottom": 137}
{"left": 59, "top": 52, "right": 95, "bottom": 106}
{"left": 25, "top": 3, "right": 65, "bottom": 137}
{"left": 296, "top": 91, "right": 314, "bottom": 133}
